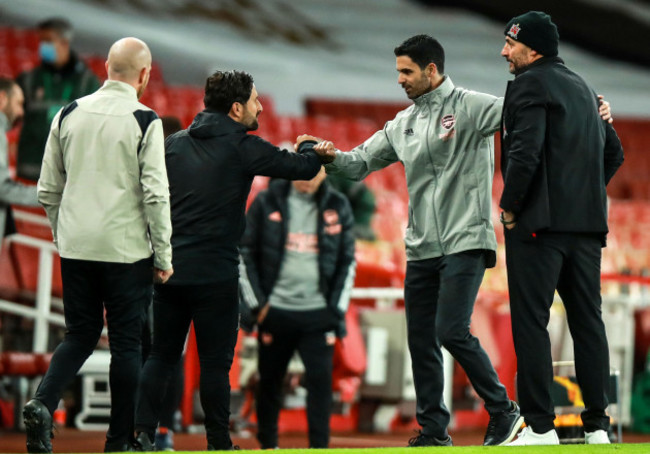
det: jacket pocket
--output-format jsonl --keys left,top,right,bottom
{"left": 405, "top": 204, "right": 417, "bottom": 241}
{"left": 462, "top": 172, "right": 482, "bottom": 226}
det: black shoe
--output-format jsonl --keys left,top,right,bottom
{"left": 407, "top": 431, "right": 453, "bottom": 447}
{"left": 23, "top": 399, "right": 53, "bottom": 453}
{"left": 483, "top": 400, "right": 525, "bottom": 446}
{"left": 134, "top": 432, "right": 155, "bottom": 452}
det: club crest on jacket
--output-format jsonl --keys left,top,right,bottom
{"left": 441, "top": 114, "right": 456, "bottom": 130}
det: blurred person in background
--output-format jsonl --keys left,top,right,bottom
{"left": 16, "top": 17, "right": 100, "bottom": 182}
{"left": 327, "top": 173, "right": 376, "bottom": 240}
{"left": 240, "top": 167, "right": 355, "bottom": 449}
{"left": 0, "top": 77, "right": 39, "bottom": 239}
{"left": 23, "top": 37, "right": 173, "bottom": 453}
{"left": 134, "top": 70, "right": 329, "bottom": 451}
{"left": 311, "top": 34, "right": 613, "bottom": 448}
{"left": 498, "top": 11, "right": 624, "bottom": 446}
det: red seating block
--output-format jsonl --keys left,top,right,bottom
{"left": 333, "top": 305, "right": 367, "bottom": 380}
{"left": 83, "top": 55, "right": 107, "bottom": 81}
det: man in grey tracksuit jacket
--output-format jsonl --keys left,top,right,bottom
{"left": 320, "top": 35, "right": 522, "bottom": 447}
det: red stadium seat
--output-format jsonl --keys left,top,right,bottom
{"left": 332, "top": 305, "right": 367, "bottom": 378}
{"left": 83, "top": 55, "right": 107, "bottom": 81}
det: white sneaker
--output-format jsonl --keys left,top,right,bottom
{"left": 507, "top": 427, "right": 560, "bottom": 446}
{"left": 585, "top": 430, "right": 610, "bottom": 444}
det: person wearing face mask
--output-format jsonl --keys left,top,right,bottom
{"left": 15, "top": 17, "right": 100, "bottom": 182}
{"left": 0, "top": 78, "right": 40, "bottom": 239}
{"left": 23, "top": 37, "right": 173, "bottom": 453}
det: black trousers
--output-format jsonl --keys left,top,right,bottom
{"left": 256, "top": 307, "right": 336, "bottom": 449}
{"left": 34, "top": 256, "right": 153, "bottom": 449}
{"left": 135, "top": 279, "right": 239, "bottom": 450}
{"left": 505, "top": 231, "right": 610, "bottom": 433}
{"left": 405, "top": 250, "right": 510, "bottom": 439}
{"left": 141, "top": 308, "right": 184, "bottom": 429}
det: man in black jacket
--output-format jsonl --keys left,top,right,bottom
{"left": 240, "top": 169, "right": 355, "bottom": 449}
{"left": 134, "top": 70, "right": 326, "bottom": 451}
{"left": 498, "top": 11, "right": 624, "bottom": 446}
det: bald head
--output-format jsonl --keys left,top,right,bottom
{"left": 106, "top": 37, "right": 152, "bottom": 98}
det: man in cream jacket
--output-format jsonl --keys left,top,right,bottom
{"left": 23, "top": 37, "right": 173, "bottom": 453}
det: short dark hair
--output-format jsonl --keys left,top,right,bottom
{"left": 394, "top": 34, "right": 445, "bottom": 74}
{"left": 203, "top": 70, "right": 254, "bottom": 114}
{"left": 0, "top": 77, "right": 16, "bottom": 96}
{"left": 38, "top": 17, "right": 74, "bottom": 41}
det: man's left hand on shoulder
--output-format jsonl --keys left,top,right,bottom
{"left": 598, "top": 95, "right": 613, "bottom": 124}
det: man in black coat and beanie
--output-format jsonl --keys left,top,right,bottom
{"left": 498, "top": 11, "right": 624, "bottom": 446}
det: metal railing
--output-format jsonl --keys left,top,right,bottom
{"left": 0, "top": 233, "right": 62, "bottom": 353}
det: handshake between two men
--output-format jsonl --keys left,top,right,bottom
{"left": 295, "top": 134, "right": 337, "bottom": 164}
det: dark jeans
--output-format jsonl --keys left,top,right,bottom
{"left": 256, "top": 307, "right": 336, "bottom": 449}
{"left": 505, "top": 231, "right": 610, "bottom": 433}
{"left": 404, "top": 250, "right": 510, "bottom": 439}
{"left": 34, "top": 256, "right": 153, "bottom": 448}
{"left": 135, "top": 279, "right": 239, "bottom": 450}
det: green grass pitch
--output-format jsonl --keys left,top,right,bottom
{"left": 133, "top": 444, "right": 649, "bottom": 454}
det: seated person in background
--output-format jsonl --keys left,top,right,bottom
{"left": 239, "top": 167, "right": 355, "bottom": 449}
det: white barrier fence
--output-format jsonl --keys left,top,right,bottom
{"left": 0, "top": 233, "right": 61, "bottom": 353}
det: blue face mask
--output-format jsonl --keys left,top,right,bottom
{"left": 39, "top": 42, "right": 57, "bottom": 64}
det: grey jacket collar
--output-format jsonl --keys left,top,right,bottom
{"left": 413, "top": 76, "right": 454, "bottom": 107}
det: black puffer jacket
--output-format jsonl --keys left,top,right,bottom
{"left": 240, "top": 178, "right": 356, "bottom": 336}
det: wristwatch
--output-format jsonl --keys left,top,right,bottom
{"left": 499, "top": 211, "right": 516, "bottom": 226}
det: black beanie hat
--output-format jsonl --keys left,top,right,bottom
{"left": 504, "top": 11, "right": 559, "bottom": 57}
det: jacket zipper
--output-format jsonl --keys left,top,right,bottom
{"left": 424, "top": 103, "right": 444, "bottom": 254}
